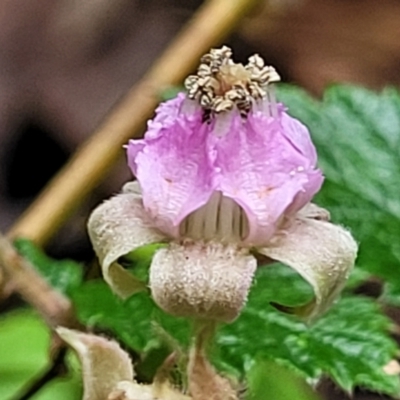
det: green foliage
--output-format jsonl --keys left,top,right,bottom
{"left": 277, "top": 85, "right": 400, "bottom": 294}
{"left": 0, "top": 311, "right": 81, "bottom": 400}
{"left": 216, "top": 265, "right": 400, "bottom": 396}
{"left": 0, "top": 311, "right": 49, "bottom": 398}
{"left": 14, "top": 238, "right": 83, "bottom": 295}
{"left": 382, "top": 281, "right": 400, "bottom": 307}
{"left": 69, "top": 265, "right": 400, "bottom": 396}
{"left": 70, "top": 280, "right": 191, "bottom": 353}
{"left": 246, "top": 359, "right": 321, "bottom": 400}
{"left": 159, "top": 86, "right": 185, "bottom": 101}
{"left": 120, "top": 243, "right": 167, "bottom": 282}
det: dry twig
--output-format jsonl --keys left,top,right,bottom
{"left": 0, "top": 232, "right": 78, "bottom": 329}
{"left": 0, "top": 232, "right": 82, "bottom": 399}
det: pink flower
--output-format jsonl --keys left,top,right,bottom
{"left": 88, "top": 47, "right": 357, "bottom": 323}
{"left": 127, "top": 93, "right": 323, "bottom": 246}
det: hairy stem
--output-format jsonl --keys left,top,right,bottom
{"left": 188, "top": 321, "right": 238, "bottom": 400}
{"left": 9, "top": 0, "right": 259, "bottom": 246}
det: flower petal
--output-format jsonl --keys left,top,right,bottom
{"left": 57, "top": 328, "right": 134, "bottom": 400}
{"left": 258, "top": 218, "right": 357, "bottom": 321}
{"left": 213, "top": 109, "right": 323, "bottom": 246}
{"left": 87, "top": 192, "right": 165, "bottom": 298}
{"left": 126, "top": 94, "right": 215, "bottom": 237}
{"left": 149, "top": 242, "right": 257, "bottom": 322}
{"left": 280, "top": 109, "right": 318, "bottom": 164}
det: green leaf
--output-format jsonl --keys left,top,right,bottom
{"left": 382, "top": 281, "right": 400, "bottom": 307}
{"left": 0, "top": 310, "right": 81, "bottom": 400}
{"left": 70, "top": 281, "right": 192, "bottom": 381}
{"left": 14, "top": 238, "right": 83, "bottom": 295}
{"left": 69, "top": 265, "right": 400, "bottom": 396}
{"left": 216, "top": 266, "right": 400, "bottom": 396}
{"left": 277, "top": 85, "right": 400, "bottom": 292}
{"left": 159, "top": 86, "right": 185, "bottom": 101}
{"left": 120, "top": 243, "right": 168, "bottom": 282}
{"left": 246, "top": 359, "right": 321, "bottom": 400}
{"left": 70, "top": 281, "right": 191, "bottom": 353}
{"left": 344, "top": 267, "right": 372, "bottom": 290}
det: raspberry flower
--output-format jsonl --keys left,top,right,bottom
{"left": 88, "top": 47, "right": 357, "bottom": 323}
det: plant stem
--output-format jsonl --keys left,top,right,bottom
{"left": 0, "top": 232, "right": 79, "bottom": 329}
{"left": 188, "top": 321, "right": 237, "bottom": 400}
{"left": 8, "top": 0, "right": 259, "bottom": 246}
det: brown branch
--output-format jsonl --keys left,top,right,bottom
{"left": 0, "top": 233, "right": 82, "bottom": 398}
{"left": 8, "top": 0, "right": 259, "bottom": 246}
{"left": 0, "top": 233, "right": 79, "bottom": 329}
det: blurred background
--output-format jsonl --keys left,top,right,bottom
{"left": 1, "top": 1, "right": 400, "bottom": 398}
{"left": 1, "top": 0, "right": 400, "bottom": 259}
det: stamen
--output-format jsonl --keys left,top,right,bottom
{"left": 203, "top": 192, "right": 221, "bottom": 239}
{"left": 232, "top": 203, "right": 242, "bottom": 239}
{"left": 180, "top": 191, "right": 250, "bottom": 243}
{"left": 186, "top": 201, "right": 207, "bottom": 240}
{"left": 267, "top": 85, "right": 278, "bottom": 118}
{"left": 219, "top": 195, "right": 234, "bottom": 240}
{"left": 184, "top": 46, "right": 280, "bottom": 117}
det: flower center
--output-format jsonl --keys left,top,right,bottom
{"left": 179, "top": 191, "right": 249, "bottom": 243}
{"left": 184, "top": 46, "right": 280, "bottom": 116}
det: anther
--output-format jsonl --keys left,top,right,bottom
{"left": 184, "top": 46, "right": 281, "bottom": 116}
